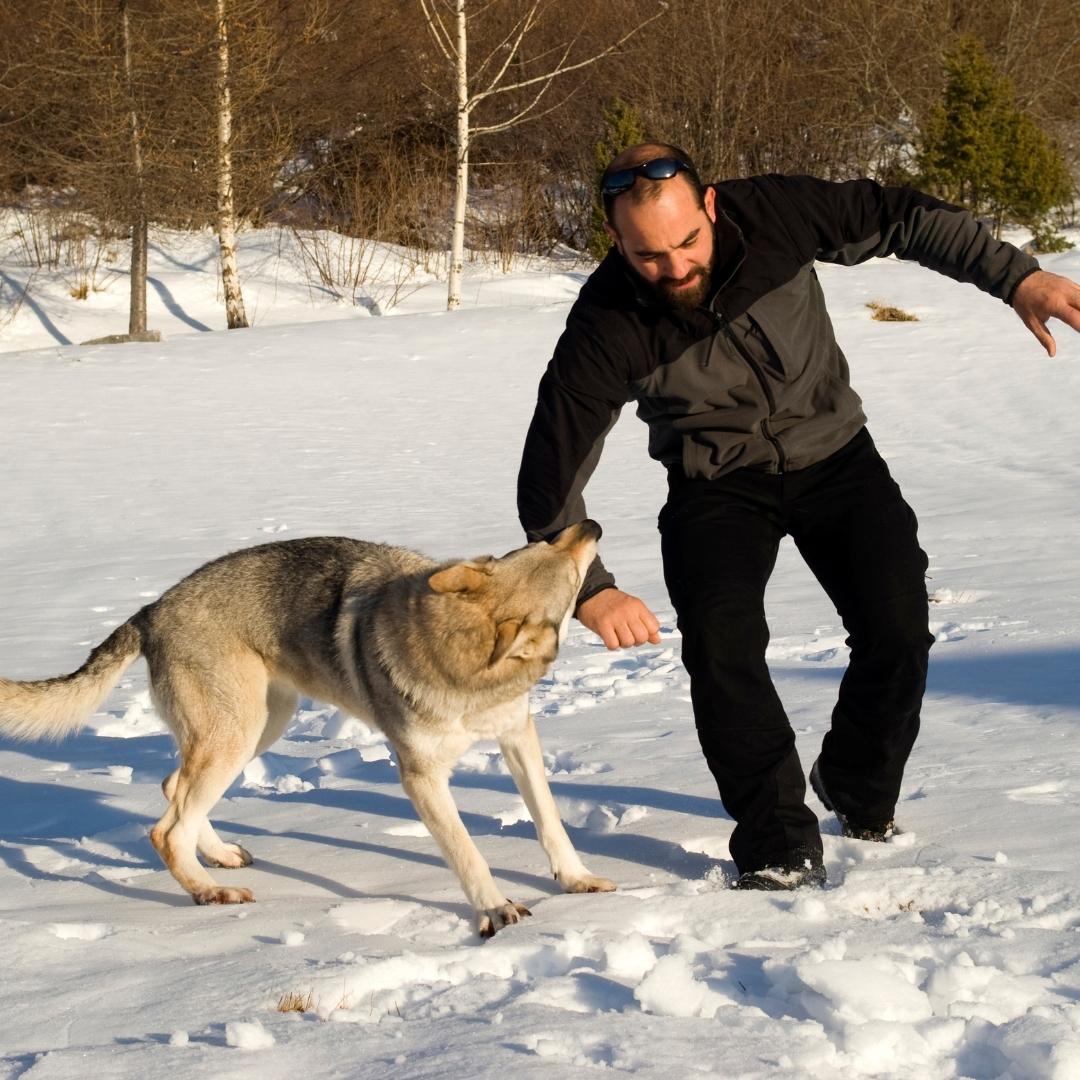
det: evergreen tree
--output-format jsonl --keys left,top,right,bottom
{"left": 588, "top": 98, "right": 646, "bottom": 262}
{"left": 919, "top": 37, "right": 1073, "bottom": 247}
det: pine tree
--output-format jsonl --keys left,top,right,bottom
{"left": 919, "top": 37, "right": 1073, "bottom": 246}
{"left": 588, "top": 98, "right": 646, "bottom": 262}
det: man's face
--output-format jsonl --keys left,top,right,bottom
{"left": 605, "top": 181, "right": 718, "bottom": 311}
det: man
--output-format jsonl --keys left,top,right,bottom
{"left": 516, "top": 142, "right": 1080, "bottom": 891}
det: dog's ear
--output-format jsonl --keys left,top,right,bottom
{"left": 428, "top": 560, "right": 493, "bottom": 595}
{"left": 489, "top": 620, "right": 554, "bottom": 666}
{"left": 489, "top": 619, "right": 527, "bottom": 665}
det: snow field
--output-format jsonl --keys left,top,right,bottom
{"left": 1, "top": 232, "right": 1079, "bottom": 1078}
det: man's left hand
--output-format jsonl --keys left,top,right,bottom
{"left": 1012, "top": 269, "right": 1080, "bottom": 357}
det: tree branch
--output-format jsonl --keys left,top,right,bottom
{"left": 472, "top": 73, "right": 556, "bottom": 135}
{"left": 472, "top": 3, "right": 665, "bottom": 103}
{"left": 471, "top": 1, "right": 540, "bottom": 86}
{"left": 419, "top": 0, "right": 456, "bottom": 64}
{"left": 472, "top": 80, "right": 581, "bottom": 136}
{"left": 473, "top": 1, "right": 541, "bottom": 99}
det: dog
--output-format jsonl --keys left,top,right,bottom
{"left": 0, "top": 521, "right": 615, "bottom": 936}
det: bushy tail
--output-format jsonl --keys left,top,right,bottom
{"left": 0, "top": 621, "right": 143, "bottom": 741}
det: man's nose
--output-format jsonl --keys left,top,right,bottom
{"left": 662, "top": 252, "right": 691, "bottom": 281}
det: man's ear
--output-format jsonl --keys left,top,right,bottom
{"left": 428, "top": 561, "right": 493, "bottom": 595}
{"left": 603, "top": 219, "right": 622, "bottom": 255}
{"left": 704, "top": 184, "right": 717, "bottom": 224}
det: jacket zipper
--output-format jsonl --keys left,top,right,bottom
{"left": 711, "top": 311, "right": 787, "bottom": 473}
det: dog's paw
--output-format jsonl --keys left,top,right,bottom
{"left": 202, "top": 843, "right": 254, "bottom": 869}
{"left": 560, "top": 872, "right": 617, "bottom": 894}
{"left": 193, "top": 886, "right": 255, "bottom": 905}
{"left": 477, "top": 900, "right": 532, "bottom": 938}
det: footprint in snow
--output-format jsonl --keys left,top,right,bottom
{"left": 535, "top": 635, "right": 687, "bottom": 717}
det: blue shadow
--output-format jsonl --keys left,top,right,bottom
{"left": 0, "top": 270, "right": 72, "bottom": 345}
{"left": 146, "top": 275, "right": 213, "bottom": 331}
{"left": 774, "top": 646, "right": 1080, "bottom": 712}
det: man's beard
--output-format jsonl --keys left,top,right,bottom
{"left": 641, "top": 258, "right": 714, "bottom": 312}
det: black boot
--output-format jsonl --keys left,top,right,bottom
{"left": 732, "top": 857, "right": 826, "bottom": 891}
{"left": 810, "top": 758, "right": 895, "bottom": 842}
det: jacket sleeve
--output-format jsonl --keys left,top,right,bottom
{"left": 517, "top": 297, "right": 631, "bottom": 606}
{"left": 770, "top": 176, "right": 1040, "bottom": 304}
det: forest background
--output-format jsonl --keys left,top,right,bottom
{"left": 1, "top": 0, "right": 1077, "bottom": 328}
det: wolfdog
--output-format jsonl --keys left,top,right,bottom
{"left": 0, "top": 521, "right": 615, "bottom": 936}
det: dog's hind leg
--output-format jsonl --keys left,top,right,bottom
{"left": 162, "top": 769, "right": 253, "bottom": 870}
{"left": 150, "top": 661, "right": 266, "bottom": 904}
{"left": 499, "top": 712, "right": 616, "bottom": 896}
{"left": 158, "top": 680, "right": 296, "bottom": 874}
{"left": 396, "top": 744, "right": 529, "bottom": 938}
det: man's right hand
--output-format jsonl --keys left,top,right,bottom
{"left": 577, "top": 588, "right": 662, "bottom": 650}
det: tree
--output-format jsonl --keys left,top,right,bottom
{"left": 919, "top": 36, "right": 1074, "bottom": 240}
{"left": 587, "top": 98, "right": 646, "bottom": 261}
{"left": 213, "top": 0, "right": 248, "bottom": 328}
{"left": 419, "top": 0, "right": 665, "bottom": 310}
{"left": 118, "top": 0, "right": 157, "bottom": 340}
{"left": 0, "top": 1, "right": 171, "bottom": 343}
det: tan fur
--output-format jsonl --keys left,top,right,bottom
{"left": 0, "top": 521, "right": 615, "bottom": 935}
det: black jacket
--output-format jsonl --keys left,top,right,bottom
{"left": 517, "top": 174, "right": 1040, "bottom": 603}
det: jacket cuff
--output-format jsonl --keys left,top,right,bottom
{"left": 575, "top": 582, "right": 617, "bottom": 617}
{"left": 1005, "top": 264, "right": 1042, "bottom": 307}
{"left": 574, "top": 554, "right": 617, "bottom": 615}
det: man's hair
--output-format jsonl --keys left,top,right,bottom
{"left": 602, "top": 142, "right": 706, "bottom": 225}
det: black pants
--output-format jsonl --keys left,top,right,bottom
{"left": 659, "top": 429, "right": 933, "bottom": 874}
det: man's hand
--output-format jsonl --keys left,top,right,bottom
{"left": 577, "top": 588, "right": 662, "bottom": 650}
{"left": 1012, "top": 269, "right": 1080, "bottom": 357}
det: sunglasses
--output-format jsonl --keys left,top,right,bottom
{"left": 601, "top": 157, "right": 697, "bottom": 199}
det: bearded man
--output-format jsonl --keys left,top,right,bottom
{"left": 516, "top": 142, "right": 1080, "bottom": 890}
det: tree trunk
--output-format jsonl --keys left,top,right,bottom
{"left": 129, "top": 214, "right": 148, "bottom": 336}
{"left": 120, "top": 0, "right": 149, "bottom": 337}
{"left": 447, "top": 0, "right": 468, "bottom": 311}
{"left": 215, "top": 0, "right": 248, "bottom": 329}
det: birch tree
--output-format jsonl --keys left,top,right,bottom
{"left": 420, "top": 0, "right": 665, "bottom": 310}
{"left": 214, "top": 0, "right": 248, "bottom": 329}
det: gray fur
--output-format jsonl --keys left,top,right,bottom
{"left": 0, "top": 522, "right": 615, "bottom": 935}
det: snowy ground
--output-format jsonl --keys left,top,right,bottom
{"left": 1, "top": 224, "right": 1080, "bottom": 1079}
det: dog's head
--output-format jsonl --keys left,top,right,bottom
{"left": 427, "top": 520, "right": 601, "bottom": 677}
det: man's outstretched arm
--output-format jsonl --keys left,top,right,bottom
{"left": 1011, "top": 269, "right": 1080, "bottom": 357}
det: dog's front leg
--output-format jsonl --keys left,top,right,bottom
{"left": 396, "top": 752, "right": 530, "bottom": 938}
{"left": 499, "top": 715, "right": 616, "bottom": 897}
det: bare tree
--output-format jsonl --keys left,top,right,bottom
{"left": 0, "top": 0, "right": 172, "bottom": 343}
{"left": 419, "top": 0, "right": 665, "bottom": 310}
{"left": 118, "top": 0, "right": 158, "bottom": 341}
{"left": 214, "top": 0, "right": 248, "bottom": 329}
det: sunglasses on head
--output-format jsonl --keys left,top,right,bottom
{"left": 601, "top": 157, "right": 696, "bottom": 199}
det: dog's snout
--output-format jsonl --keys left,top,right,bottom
{"left": 554, "top": 519, "right": 602, "bottom": 548}
{"left": 578, "top": 519, "right": 602, "bottom": 542}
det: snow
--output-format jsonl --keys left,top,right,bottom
{"left": 1, "top": 221, "right": 1079, "bottom": 1079}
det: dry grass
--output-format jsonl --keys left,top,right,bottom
{"left": 276, "top": 987, "right": 359, "bottom": 1016}
{"left": 277, "top": 989, "right": 316, "bottom": 1013}
{"left": 867, "top": 300, "right": 918, "bottom": 322}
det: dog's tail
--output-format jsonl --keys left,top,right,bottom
{"left": 0, "top": 621, "right": 143, "bottom": 741}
